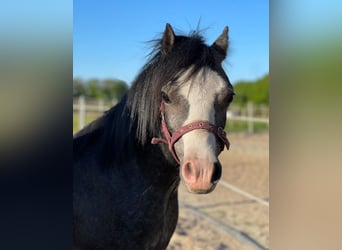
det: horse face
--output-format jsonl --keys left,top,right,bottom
{"left": 162, "top": 67, "right": 234, "bottom": 194}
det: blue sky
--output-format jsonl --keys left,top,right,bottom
{"left": 73, "top": 0, "right": 269, "bottom": 85}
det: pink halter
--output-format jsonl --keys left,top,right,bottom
{"left": 151, "top": 101, "right": 230, "bottom": 164}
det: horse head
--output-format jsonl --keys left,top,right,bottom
{"left": 152, "top": 24, "right": 234, "bottom": 194}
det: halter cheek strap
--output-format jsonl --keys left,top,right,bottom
{"left": 151, "top": 101, "right": 230, "bottom": 164}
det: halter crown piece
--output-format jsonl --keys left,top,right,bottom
{"left": 151, "top": 101, "right": 230, "bottom": 164}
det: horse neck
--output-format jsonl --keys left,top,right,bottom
{"left": 101, "top": 97, "right": 136, "bottom": 165}
{"left": 136, "top": 141, "right": 180, "bottom": 185}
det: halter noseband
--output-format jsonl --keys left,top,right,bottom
{"left": 151, "top": 101, "right": 230, "bottom": 164}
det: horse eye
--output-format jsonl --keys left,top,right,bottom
{"left": 227, "top": 93, "right": 234, "bottom": 103}
{"left": 161, "top": 91, "right": 171, "bottom": 103}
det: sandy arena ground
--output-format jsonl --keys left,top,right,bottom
{"left": 167, "top": 132, "right": 269, "bottom": 250}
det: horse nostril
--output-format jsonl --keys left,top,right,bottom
{"left": 211, "top": 162, "right": 222, "bottom": 184}
{"left": 182, "top": 161, "right": 195, "bottom": 183}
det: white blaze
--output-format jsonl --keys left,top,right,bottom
{"left": 178, "top": 67, "right": 227, "bottom": 163}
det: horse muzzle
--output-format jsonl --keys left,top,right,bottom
{"left": 181, "top": 159, "right": 222, "bottom": 194}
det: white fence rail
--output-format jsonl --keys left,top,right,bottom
{"left": 219, "top": 180, "right": 269, "bottom": 207}
{"left": 73, "top": 96, "right": 269, "bottom": 132}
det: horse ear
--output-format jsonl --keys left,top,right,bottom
{"left": 161, "top": 23, "right": 175, "bottom": 54}
{"left": 211, "top": 26, "right": 229, "bottom": 57}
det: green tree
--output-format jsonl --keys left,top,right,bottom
{"left": 86, "top": 78, "right": 103, "bottom": 99}
{"left": 233, "top": 74, "right": 269, "bottom": 106}
{"left": 73, "top": 78, "right": 85, "bottom": 96}
{"left": 103, "top": 79, "right": 128, "bottom": 101}
{"left": 73, "top": 77, "right": 128, "bottom": 100}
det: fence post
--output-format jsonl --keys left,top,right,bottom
{"left": 98, "top": 99, "right": 104, "bottom": 112}
{"left": 79, "top": 95, "right": 85, "bottom": 130}
{"left": 247, "top": 102, "right": 254, "bottom": 134}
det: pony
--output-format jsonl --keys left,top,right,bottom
{"left": 73, "top": 23, "right": 234, "bottom": 250}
